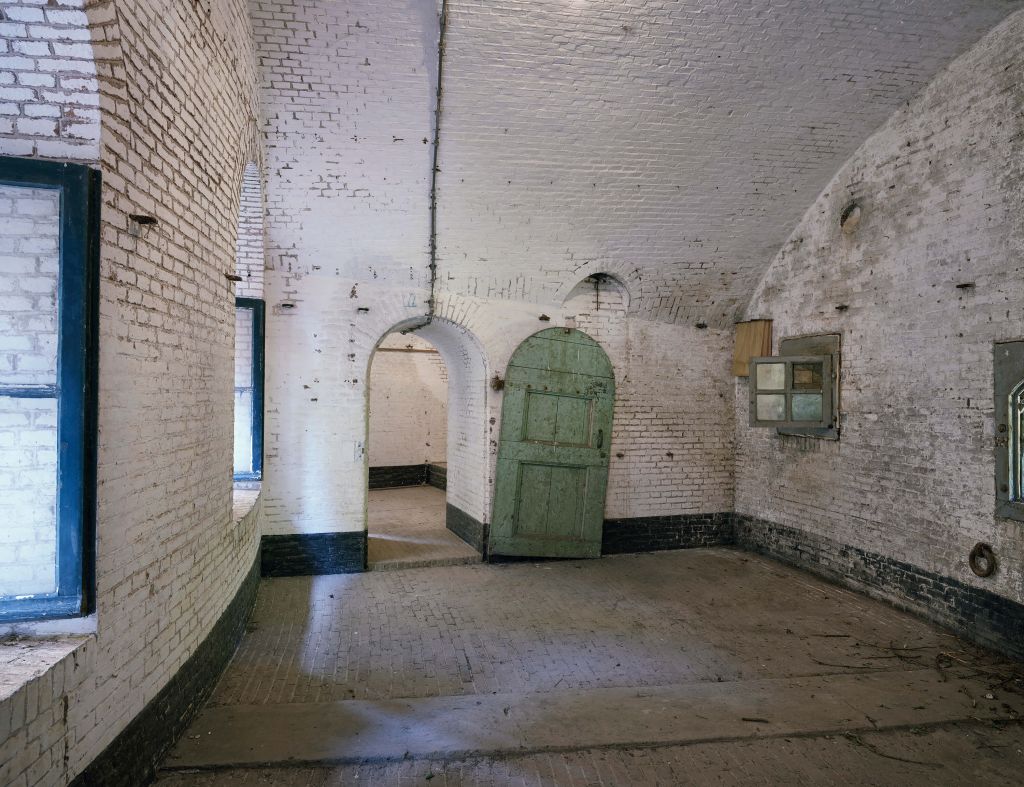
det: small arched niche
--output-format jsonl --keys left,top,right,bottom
{"left": 234, "top": 162, "right": 265, "bottom": 299}
{"left": 562, "top": 273, "right": 630, "bottom": 320}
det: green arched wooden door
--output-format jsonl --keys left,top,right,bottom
{"left": 489, "top": 328, "right": 615, "bottom": 559}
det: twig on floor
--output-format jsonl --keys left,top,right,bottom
{"left": 842, "top": 733, "right": 943, "bottom": 769}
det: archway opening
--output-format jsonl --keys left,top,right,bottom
{"left": 366, "top": 330, "right": 480, "bottom": 569}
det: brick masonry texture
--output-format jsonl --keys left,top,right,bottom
{"left": 446, "top": 502, "right": 486, "bottom": 555}
{"left": 0, "top": 1, "right": 266, "bottom": 785}
{"left": 2, "top": 3, "right": 1024, "bottom": 785}
{"left": 735, "top": 515, "right": 1024, "bottom": 662}
{"left": 207, "top": 550, "right": 1009, "bottom": 706}
{"left": 0, "top": 0, "right": 100, "bottom": 162}
{"left": 254, "top": 0, "right": 1024, "bottom": 546}
{"left": 68, "top": 552, "right": 261, "bottom": 787}
{"left": 435, "top": 0, "right": 1022, "bottom": 326}
{"left": 601, "top": 513, "right": 734, "bottom": 555}
{"left": 232, "top": 162, "right": 264, "bottom": 300}
{"left": 260, "top": 532, "right": 367, "bottom": 577}
{"left": 736, "top": 12, "right": 1024, "bottom": 612}
{"left": 0, "top": 636, "right": 92, "bottom": 787}
{"left": 367, "top": 464, "right": 430, "bottom": 490}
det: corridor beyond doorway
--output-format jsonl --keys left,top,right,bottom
{"left": 367, "top": 485, "right": 479, "bottom": 570}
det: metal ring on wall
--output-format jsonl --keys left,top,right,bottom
{"left": 968, "top": 543, "right": 997, "bottom": 578}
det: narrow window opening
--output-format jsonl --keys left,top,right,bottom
{"left": 994, "top": 340, "right": 1024, "bottom": 521}
{"left": 233, "top": 298, "right": 264, "bottom": 482}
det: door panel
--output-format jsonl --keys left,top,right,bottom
{"left": 523, "top": 391, "right": 593, "bottom": 446}
{"left": 490, "top": 328, "right": 615, "bottom": 559}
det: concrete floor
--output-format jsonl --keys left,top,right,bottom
{"left": 159, "top": 550, "right": 1024, "bottom": 785}
{"left": 367, "top": 486, "right": 480, "bottom": 570}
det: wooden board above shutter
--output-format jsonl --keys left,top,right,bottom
{"left": 733, "top": 320, "right": 772, "bottom": 377}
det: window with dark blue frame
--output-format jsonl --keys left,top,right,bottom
{"left": 233, "top": 298, "right": 264, "bottom": 481}
{"left": 0, "top": 156, "right": 100, "bottom": 624}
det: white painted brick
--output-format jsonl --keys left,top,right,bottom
{"left": 736, "top": 13, "right": 1024, "bottom": 605}
{"left": 1, "top": 3, "right": 1022, "bottom": 786}
{"left": 0, "top": 1, "right": 265, "bottom": 785}
{"left": 369, "top": 333, "right": 448, "bottom": 467}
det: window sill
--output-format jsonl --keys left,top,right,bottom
{"left": 232, "top": 484, "right": 262, "bottom": 550}
{"left": 0, "top": 634, "right": 92, "bottom": 705}
{"left": 232, "top": 483, "right": 261, "bottom": 523}
{"left": 996, "top": 500, "right": 1024, "bottom": 523}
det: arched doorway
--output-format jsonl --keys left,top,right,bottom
{"left": 365, "top": 318, "right": 490, "bottom": 569}
{"left": 490, "top": 328, "right": 615, "bottom": 559}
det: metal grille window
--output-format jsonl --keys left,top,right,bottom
{"left": 749, "top": 354, "right": 833, "bottom": 429}
{"left": 234, "top": 298, "right": 264, "bottom": 481}
{"left": 0, "top": 157, "right": 100, "bottom": 623}
{"left": 994, "top": 340, "right": 1024, "bottom": 521}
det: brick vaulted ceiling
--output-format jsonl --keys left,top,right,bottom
{"left": 435, "top": 0, "right": 1024, "bottom": 326}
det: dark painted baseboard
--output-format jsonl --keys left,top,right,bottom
{"left": 428, "top": 463, "right": 447, "bottom": 491}
{"left": 70, "top": 551, "right": 260, "bottom": 787}
{"left": 734, "top": 514, "right": 1024, "bottom": 662}
{"left": 261, "top": 532, "right": 367, "bottom": 576}
{"left": 601, "top": 513, "right": 734, "bottom": 555}
{"left": 447, "top": 503, "right": 487, "bottom": 555}
{"left": 369, "top": 464, "right": 429, "bottom": 489}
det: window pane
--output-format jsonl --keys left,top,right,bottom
{"left": 0, "top": 181, "right": 61, "bottom": 600}
{"left": 0, "top": 184, "right": 60, "bottom": 387}
{"left": 792, "top": 393, "right": 823, "bottom": 421}
{"left": 0, "top": 397, "right": 58, "bottom": 597}
{"left": 756, "top": 394, "right": 786, "bottom": 421}
{"left": 1015, "top": 389, "right": 1024, "bottom": 502}
{"left": 233, "top": 388, "right": 253, "bottom": 474}
{"left": 233, "top": 306, "right": 255, "bottom": 475}
{"left": 756, "top": 363, "right": 785, "bottom": 391}
{"left": 792, "top": 362, "right": 823, "bottom": 391}
{"left": 235, "top": 308, "right": 253, "bottom": 389}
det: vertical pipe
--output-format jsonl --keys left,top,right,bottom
{"left": 426, "top": 0, "right": 448, "bottom": 323}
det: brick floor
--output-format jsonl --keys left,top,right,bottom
{"left": 157, "top": 722, "right": 1024, "bottom": 785}
{"left": 160, "top": 549, "right": 1024, "bottom": 784}
{"left": 209, "top": 549, "right": 1004, "bottom": 706}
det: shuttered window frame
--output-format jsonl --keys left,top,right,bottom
{"left": 994, "top": 340, "right": 1024, "bottom": 522}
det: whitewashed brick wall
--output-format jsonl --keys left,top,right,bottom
{"left": 234, "top": 161, "right": 264, "bottom": 300}
{"left": 255, "top": 0, "right": 446, "bottom": 533}
{"left": 435, "top": 0, "right": 1022, "bottom": 326}
{"left": 566, "top": 277, "right": 735, "bottom": 518}
{"left": 369, "top": 333, "right": 447, "bottom": 467}
{"left": 255, "top": 0, "right": 1024, "bottom": 541}
{"left": 0, "top": 0, "right": 99, "bottom": 161}
{"left": 255, "top": 0, "right": 736, "bottom": 537}
{"left": 415, "top": 312, "right": 491, "bottom": 522}
{"left": 0, "top": 637, "right": 93, "bottom": 787}
{"left": 0, "top": 1, "right": 266, "bottom": 785}
{"left": 2, "top": 3, "right": 1021, "bottom": 783}
{"left": 736, "top": 11, "right": 1024, "bottom": 605}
